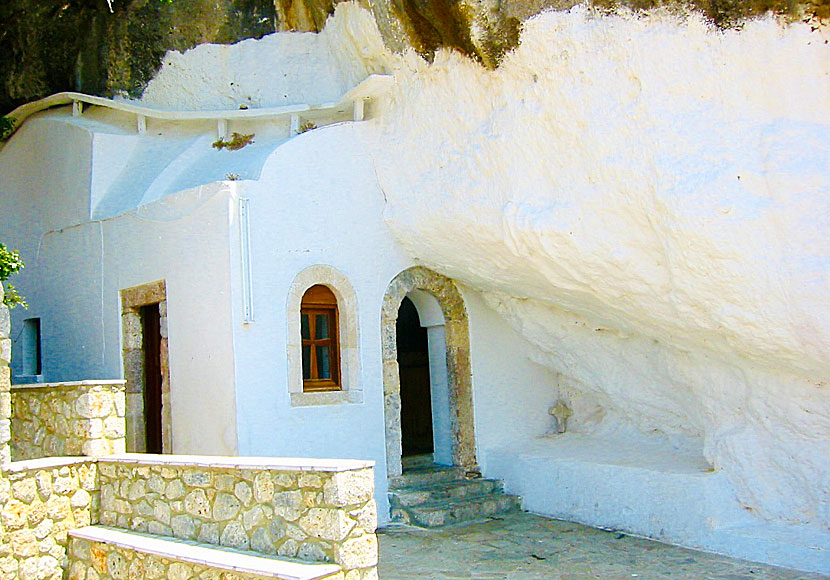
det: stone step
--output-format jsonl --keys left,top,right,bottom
{"left": 68, "top": 526, "right": 342, "bottom": 580}
{"left": 391, "top": 493, "right": 522, "bottom": 528}
{"left": 400, "top": 454, "right": 437, "bottom": 471}
{"left": 389, "top": 477, "right": 504, "bottom": 508}
{"left": 388, "top": 465, "right": 466, "bottom": 488}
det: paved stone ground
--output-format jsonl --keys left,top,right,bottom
{"left": 377, "top": 512, "right": 828, "bottom": 580}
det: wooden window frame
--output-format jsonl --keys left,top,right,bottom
{"left": 301, "top": 286, "right": 341, "bottom": 392}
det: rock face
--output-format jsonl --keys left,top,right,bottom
{"left": 366, "top": 7, "right": 830, "bottom": 530}
{"left": 0, "top": 0, "right": 276, "bottom": 115}
{"left": 3, "top": 0, "right": 828, "bottom": 115}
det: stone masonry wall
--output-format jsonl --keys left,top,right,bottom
{"left": 67, "top": 538, "right": 303, "bottom": 580}
{"left": 1, "top": 283, "right": 12, "bottom": 468}
{"left": 0, "top": 458, "right": 99, "bottom": 580}
{"left": 11, "top": 382, "right": 127, "bottom": 461}
{"left": 98, "top": 457, "right": 378, "bottom": 579}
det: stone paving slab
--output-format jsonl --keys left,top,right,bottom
{"left": 377, "top": 512, "right": 829, "bottom": 580}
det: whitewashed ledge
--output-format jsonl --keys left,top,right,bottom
{"left": 101, "top": 453, "right": 374, "bottom": 472}
{"left": 10, "top": 379, "right": 126, "bottom": 390}
{"left": 4, "top": 455, "right": 96, "bottom": 473}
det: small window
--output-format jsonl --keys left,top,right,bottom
{"left": 22, "top": 318, "right": 42, "bottom": 376}
{"left": 301, "top": 285, "right": 340, "bottom": 392}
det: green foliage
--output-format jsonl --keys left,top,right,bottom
{"left": 589, "top": 0, "right": 829, "bottom": 27}
{"left": 0, "top": 244, "right": 26, "bottom": 309}
{"left": 0, "top": 117, "right": 15, "bottom": 141}
{"left": 212, "top": 132, "right": 255, "bottom": 151}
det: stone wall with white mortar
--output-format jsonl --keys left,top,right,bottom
{"left": 0, "top": 284, "right": 11, "bottom": 468}
{"left": 11, "top": 382, "right": 126, "bottom": 461}
{"left": 66, "top": 538, "right": 311, "bottom": 580}
{"left": 0, "top": 458, "right": 99, "bottom": 580}
{"left": 97, "top": 457, "right": 378, "bottom": 579}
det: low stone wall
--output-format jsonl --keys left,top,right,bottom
{"left": 98, "top": 455, "right": 378, "bottom": 579}
{"left": 11, "top": 381, "right": 126, "bottom": 461}
{"left": 67, "top": 539, "right": 301, "bottom": 580}
{"left": 0, "top": 457, "right": 99, "bottom": 580}
{"left": 1, "top": 283, "right": 12, "bottom": 468}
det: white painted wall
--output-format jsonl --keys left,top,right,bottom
{"left": 225, "top": 122, "right": 416, "bottom": 520}
{"left": 0, "top": 115, "right": 240, "bottom": 455}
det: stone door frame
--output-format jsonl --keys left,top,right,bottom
{"left": 381, "top": 266, "right": 477, "bottom": 477}
{"left": 120, "top": 280, "right": 171, "bottom": 453}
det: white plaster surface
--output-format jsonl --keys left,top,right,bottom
{"left": 360, "top": 4, "right": 830, "bottom": 546}
{"left": 139, "top": 4, "right": 391, "bottom": 111}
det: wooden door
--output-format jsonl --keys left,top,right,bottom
{"left": 397, "top": 298, "right": 434, "bottom": 457}
{"left": 141, "top": 304, "right": 163, "bottom": 454}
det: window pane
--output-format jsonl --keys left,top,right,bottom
{"left": 302, "top": 345, "right": 311, "bottom": 379}
{"left": 301, "top": 314, "right": 310, "bottom": 339}
{"left": 316, "top": 314, "right": 329, "bottom": 339}
{"left": 316, "top": 345, "right": 330, "bottom": 379}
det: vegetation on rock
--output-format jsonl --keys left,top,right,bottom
{"left": 0, "top": 244, "right": 26, "bottom": 309}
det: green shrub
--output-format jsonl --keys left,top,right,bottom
{"left": 0, "top": 244, "right": 26, "bottom": 309}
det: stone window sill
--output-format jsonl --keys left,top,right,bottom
{"left": 290, "top": 390, "right": 363, "bottom": 407}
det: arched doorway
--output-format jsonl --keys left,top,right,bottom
{"left": 381, "top": 267, "right": 476, "bottom": 477}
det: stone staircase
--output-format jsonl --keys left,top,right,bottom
{"left": 388, "top": 457, "right": 521, "bottom": 527}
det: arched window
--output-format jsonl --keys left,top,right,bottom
{"left": 300, "top": 285, "right": 340, "bottom": 392}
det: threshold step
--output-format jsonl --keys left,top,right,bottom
{"left": 391, "top": 493, "right": 522, "bottom": 528}
{"left": 389, "top": 478, "right": 504, "bottom": 507}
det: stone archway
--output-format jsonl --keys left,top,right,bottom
{"left": 382, "top": 266, "right": 476, "bottom": 477}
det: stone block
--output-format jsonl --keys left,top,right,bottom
{"left": 349, "top": 500, "right": 378, "bottom": 533}
{"left": 82, "top": 439, "right": 113, "bottom": 457}
{"left": 153, "top": 502, "right": 171, "bottom": 525}
{"left": 26, "top": 501, "right": 46, "bottom": 527}
{"left": 106, "top": 550, "right": 128, "bottom": 580}
{"left": 165, "top": 479, "right": 185, "bottom": 500}
{"left": 169, "top": 562, "right": 191, "bottom": 580}
{"left": 299, "top": 508, "right": 355, "bottom": 542}
{"left": 71, "top": 489, "right": 91, "bottom": 509}
{"left": 215, "top": 475, "right": 235, "bottom": 492}
{"left": 12, "top": 478, "right": 38, "bottom": 504}
{"left": 104, "top": 416, "right": 126, "bottom": 438}
{"left": 0, "top": 338, "right": 10, "bottom": 366}
{"left": 272, "top": 490, "right": 303, "bottom": 521}
{"left": 171, "top": 515, "right": 197, "bottom": 539}
{"left": 182, "top": 470, "right": 212, "bottom": 488}
{"left": 74, "top": 392, "right": 114, "bottom": 419}
{"left": 250, "top": 527, "right": 275, "bottom": 554}
{"left": 234, "top": 481, "right": 252, "bottom": 506}
{"left": 324, "top": 470, "right": 374, "bottom": 507}
{"left": 219, "top": 522, "right": 249, "bottom": 550}
{"left": 1, "top": 500, "right": 28, "bottom": 530}
{"left": 197, "top": 523, "right": 220, "bottom": 545}
{"left": 127, "top": 480, "right": 146, "bottom": 501}
{"left": 213, "top": 493, "right": 241, "bottom": 521}
{"left": 297, "top": 541, "right": 328, "bottom": 562}
{"left": 335, "top": 534, "right": 378, "bottom": 569}
{"left": 277, "top": 538, "right": 299, "bottom": 558}
{"left": 253, "top": 473, "right": 274, "bottom": 503}
{"left": 299, "top": 473, "right": 323, "bottom": 489}
{"left": 242, "top": 505, "right": 265, "bottom": 529}
{"left": 184, "top": 489, "right": 210, "bottom": 518}
{"left": 10, "top": 529, "right": 38, "bottom": 558}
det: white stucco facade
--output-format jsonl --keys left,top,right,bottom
{"left": 1, "top": 2, "right": 828, "bottom": 574}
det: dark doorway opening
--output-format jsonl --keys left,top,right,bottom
{"left": 397, "top": 297, "right": 433, "bottom": 458}
{"left": 140, "top": 304, "right": 163, "bottom": 454}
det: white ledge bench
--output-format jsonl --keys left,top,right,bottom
{"left": 69, "top": 526, "right": 343, "bottom": 580}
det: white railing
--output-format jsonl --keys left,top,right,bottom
{"left": 4, "top": 74, "right": 394, "bottom": 140}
